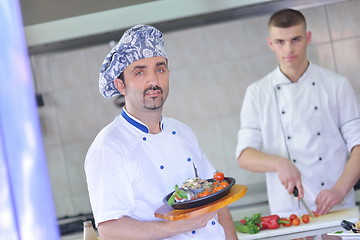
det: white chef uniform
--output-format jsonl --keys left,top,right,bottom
{"left": 236, "top": 63, "right": 360, "bottom": 217}
{"left": 85, "top": 108, "right": 226, "bottom": 240}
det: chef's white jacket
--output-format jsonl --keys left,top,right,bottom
{"left": 236, "top": 63, "right": 360, "bottom": 217}
{"left": 85, "top": 108, "right": 226, "bottom": 240}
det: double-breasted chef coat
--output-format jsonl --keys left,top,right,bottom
{"left": 236, "top": 63, "right": 360, "bottom": 217}
{"left": 85, "top": 108, "right": 226, "bottom": 240}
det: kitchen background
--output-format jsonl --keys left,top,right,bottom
{"left": 23, "top": 0, "right": 360, "bottom": 235}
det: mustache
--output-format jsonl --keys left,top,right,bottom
{"left": 143, "top": 85, "right": 163, "bottom": 96}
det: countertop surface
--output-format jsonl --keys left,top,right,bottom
{"left": 237, "top": 206, "right": 360, "bottom": 239}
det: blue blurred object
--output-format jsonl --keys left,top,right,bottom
{"left": 0, "top": 0, "right": 60, "bottom": 239}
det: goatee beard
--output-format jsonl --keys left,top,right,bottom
{"left": 144, "top": 85, "right": 164, "bottom": 110}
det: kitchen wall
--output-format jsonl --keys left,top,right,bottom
{"left": 31, "top": 0, "right": 360, "bottom": 218}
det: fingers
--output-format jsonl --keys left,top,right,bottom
{"left": 315, "top": 190, "right": 337, "bottom": 215}
{"left": 296, "top": 183, "right": 304, "bottom": 199}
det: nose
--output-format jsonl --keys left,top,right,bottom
{"left": 147, "top": 70, "right": 160, "bottom": 86}
{"left": 284, "top": 41, "right": 294, "bottom": 54}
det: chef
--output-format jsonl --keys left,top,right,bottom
{"left": 236, "top": 8, "right": 360, "bottom": 217}
{"left": 85, "top": 25, "right": 237, "bottom": 240}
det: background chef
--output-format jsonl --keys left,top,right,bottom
{"left": 235, "top": 8, "right": 360, "bottom": 217}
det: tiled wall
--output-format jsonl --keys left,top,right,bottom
{"left": 31, "top": 0, "right": 360, "bottom": 218}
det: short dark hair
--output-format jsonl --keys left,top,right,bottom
{"left": 268, "top": 9, "right": 306, "bottom": 29}
{"left": 118, "top": 72, "right": 125, "bottom": 82}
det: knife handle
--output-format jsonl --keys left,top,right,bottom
{"left": 293, "top": 186, "right": 299, "bottom": 197}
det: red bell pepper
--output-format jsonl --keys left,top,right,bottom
{"left": 260, "top": 215, "right": 290, "bottom": 230}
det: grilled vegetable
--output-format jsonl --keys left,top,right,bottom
{"left": 341, "top": 219, "right": 360, "bottom": 233}
{"left": 341, "top": 220, "right": 355, "bottom": 231}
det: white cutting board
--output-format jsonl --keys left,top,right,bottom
{"left": 237, "top": 206, "right": 359, "bottom": 239}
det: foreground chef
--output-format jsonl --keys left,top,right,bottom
{"left": 85, "top": 25, "right": 237, "bottom": 240}
{"left": 236, "top": 8, "right": 360, "bottom": 217}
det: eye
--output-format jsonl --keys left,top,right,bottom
{"left": 275, "top": 40, "right": 284, "bottom": 45}
{"left": 157, "top": 66, "right": 167, "bottom": 73}
{"left": 135, "top": 71, "right": 144, "bottom": 76}
{"left": 292, "top": 37, "right": 302, "bottom": 43}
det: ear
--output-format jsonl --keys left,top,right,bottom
{"left": 267, "top": 36, "right": 274, "bottom": 51}
{"left": 114, "top": 78, "right": 126, "bottom": 95}
{"left": 306, "top": 31, "right": 312, "bottom": 45}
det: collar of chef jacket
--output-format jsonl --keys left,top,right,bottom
{"left": 272, "top": 62, "right": 313, "bottom": 87}
{"left": 121, "top": 108, "right": 164, "bottom": 134}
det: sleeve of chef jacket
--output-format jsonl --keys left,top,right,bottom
{"left": 235, "top": 84, "right": 263, "bottom": 158}
{"left": 338, "top": 77, "right": 360, "bottom": 152}
{"left": 85, "top": 142, "right": 136, "bottom": 226}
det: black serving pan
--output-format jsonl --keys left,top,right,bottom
{"left": 163, "top": 177, "right": 236, "bottom": 209}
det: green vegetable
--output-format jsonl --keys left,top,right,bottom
{"left": 234, "top": 221, "right": 260, "bottom": 234}
{"left": 335, "top": 230, "right": 343, "bottom": 234}
{"left": 234, "top": 213, "right": 262, "bottom": 234}
{"left": 167, "top": 185, "right": 188, "bottom": 206}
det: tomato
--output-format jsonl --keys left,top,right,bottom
{"left": 197, "top": 191, "right": 210, "bottom": 198}
{"left": 302, "top": 214, "right": 310, "bottom": 224}
{"left": 292, "top": 218, "right": 300, "bottom": 226}
{"left": 214, "top": 171, "right": 225, "bottom": 181}
{"left": 219, "top": 181, "right": 229, "bottom": 188}
{"left": 289, "top": 214, "right": 298, "bottom": 221}
{"left": 312, "top": 211, "right": 319, "bottom": 217}
{"left": 281, "top": 217, "right": 292, "bottom": 227}
{"left": 175, "top": 195, "right": 183, "bottom": 200}
{"left": 212, "top": 186, "right": 224, "bottom": 193}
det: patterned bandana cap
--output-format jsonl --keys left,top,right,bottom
{"left": 99, "top": 24, "right": 167, "bottom": 98}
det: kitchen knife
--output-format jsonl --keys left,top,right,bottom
{"left": 293, "top": 187, "right": 316, "bottom": 218}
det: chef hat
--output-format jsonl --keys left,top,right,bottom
{"left": 99, "top": 24, "right": 167, "bottom": 98}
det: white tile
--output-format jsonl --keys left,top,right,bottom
{"left": 38, "top": 97, "right": 62, "bottom": 147}
{"left": 208, "top": 59, "right": 256, "bottom": 117}
{"left": 327, "top": 0, "right": 360, "bottom": 40}
{"left": 163, "top": 26, "right": 209, "bottom": 71}
{"left": 308, "top": 43, "right": 336, "bottom": 72}
{"left": 54, "top": 197, "right": 76, "bottom": 218}
{"left": 31, "top": 53, "right": 53, "bottom": 93}
{"left": 84, "top": 43, "right": 111, "bottom": 81}
{"left": 243, "top": 14, "right": 271, "bottom": 57}
{"left": 203, "top": 19, "right": 247, "bottom": 63}
{"left": 71, "top": 193, "right": 92, "bottom": 215}
{"left": 48, "top": 48, "right": 91, "bottom": 91}
{"left": 52, "top": 88, "right": 100, "bottom": 143}
{"left": 333, "top": 37, "right": 360, "bottom": 92}
{"left": 45, "top": 145, "right": 72, "bottom": 199}
{"left": 63, "top": 141, "right": 91, "bottom": 195}
{"left": 91, "top": 84, "right": 122, "bottom": 128}
{"left": 163, "top": 66, "right": 224, "bottom": 123}
{"left": 302, "top": 7, "right": 331, "bottom": 44}
{"left": 246, "top": 52, "right": 278, "bottom": 81}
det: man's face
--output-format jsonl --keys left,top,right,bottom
{"left": 115, "top": 56, "right": 169, "bottom": 113}
{"left": 267, "top": 23, "right": 311, "bottom": 72}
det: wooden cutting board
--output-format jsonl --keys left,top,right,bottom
{"left": 237, "top": 206, "right": 360, "bottom": 239}
{"left": 154, "top": 184, "right": 247, "bottom": 221}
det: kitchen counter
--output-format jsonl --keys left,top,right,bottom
{"left": 236, "top": 206, "right": 359, "bottom": 240}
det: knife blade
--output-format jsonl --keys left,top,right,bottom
{"left": 293, "top": 187, "right": 316, "bottom": 218}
